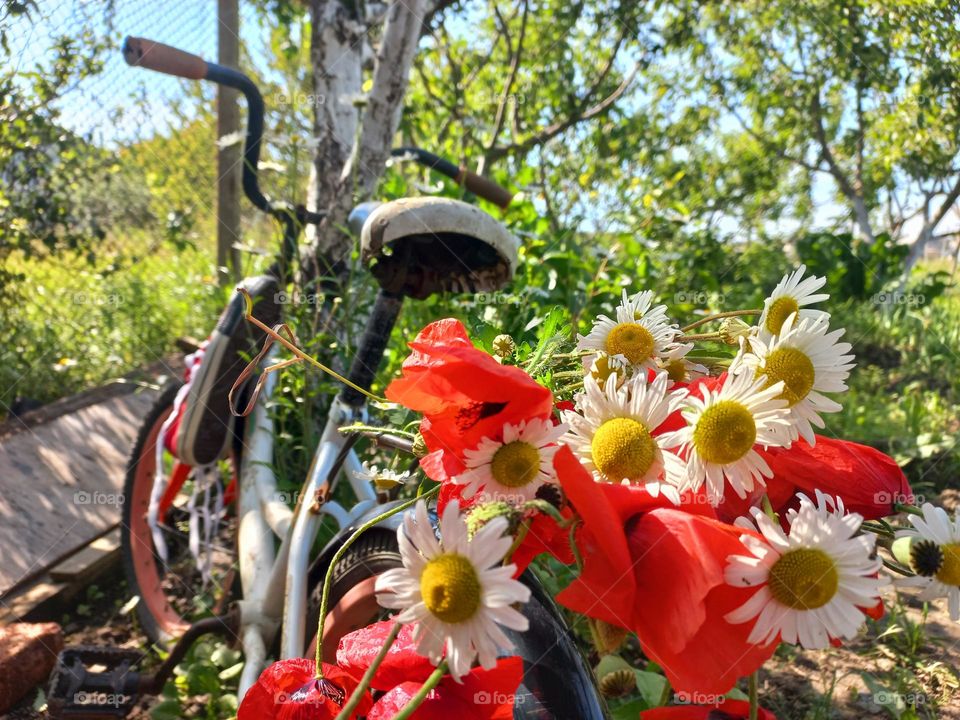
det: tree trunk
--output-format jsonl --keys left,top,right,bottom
{"left": 303, "top": 0, "right": 426, "bottom": 286}
{"left": 851, "top": 195, "right": 876, "bottom": 245}
{"left": 303, "top": 0, "right": 365, "bottom": 281}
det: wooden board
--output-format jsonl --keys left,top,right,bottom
{"left": 0, "top": 390, "right": 157, "bottom": 596}
{"left": 48, "top": 528, "right": 120, "bottom": 583}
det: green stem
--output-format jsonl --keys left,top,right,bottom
{"left": 657, "top": 676, "right": 673, "bottom": 707}
{"left": 315, "top": 486, "right": 440, "bottom": 676}
{"left": 894, "top": 502, "right": 924, "bottom": 516}
{"left": 334, "top": 622, "right": 402, "bottom": 720}
{"left": 505, "top": 520, "right": 531, "bottom": 564}
{"left": 883, "top": 557, "right": 916, "bottom": 577}
{"left": 761, "top": 494, "right": 777, "bottom": 522}
{"left": 522, "top": 499, "right": 570, "bottom": 526}
{"left": 388, "top": 663, "right": 447, "bottom": 720}
{"left": 678, "top": 331, "right": 724, "bottom": 342}
{"left": 340, "top": 424, "right": 417, "bottom": 438}
{"left": 681, "top": 309, "right": 762, "bottom": 333}
{"left": 748, "top": 671, "right": 759, "bottom": 720}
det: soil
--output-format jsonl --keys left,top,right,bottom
{"left": 6, "top": 570, "right": 960, "bottom": 719}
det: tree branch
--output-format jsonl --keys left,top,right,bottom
{"left": 479, "top": 0, "right": 529, "bottom": 173}
{"left": 488, "top": 63, "right": 639, "bottom": 162}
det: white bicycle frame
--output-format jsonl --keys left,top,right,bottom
{"left": 231, "top": 346, "right": 381, "bottom": 697}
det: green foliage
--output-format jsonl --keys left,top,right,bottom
{"left": 0, "top": 3, "right": 116, "bottom": 274}
{"left": 796, "top": 231, "right": 908, "bottom": 301}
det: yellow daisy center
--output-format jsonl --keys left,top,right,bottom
{"left": 664, "top": 359, "right": 687, "bottom": 383}
{"left": 761, "top": 347, "right": 815, "bottom": 406}
{"left": 589, "top": 354, "right": 619, "bottom": 386}
{"left": 420, "top": 553, "right": 482, "bottom": 624}
{"left": 606, "top": 322, "right": 655, "bottom": 364}
{"left": 490, "top": 441, "right": 541, "bottom": 488}
{"left": 768, "top": 548, "right": 839, "bottom": 610}
{"left": 591, "top": 417, "right": 657, "bottom": 481}
{"left": 765, "top": 296, "right": 799, "bottom": 335}
{"left": 936, "top": 543, "right": 960, "bottom": 587}
{"left": 692, "top": 400, "right": 757, "bottom": 464}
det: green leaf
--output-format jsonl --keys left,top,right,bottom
{"left": 149, "top": 699, "right": 183, "bottom": 720}
{"left": 611, "top": 697, "right": 646, "bottom": 720}
{"left": 634, "top": 670, "right": 668, "bottom": 709}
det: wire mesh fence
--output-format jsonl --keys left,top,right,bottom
{"left": 0, "top": 0, "right": 315, "bottom": 407}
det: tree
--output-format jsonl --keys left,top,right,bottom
{"left": 652, "top": 0, "right": 960, "bottom": 270}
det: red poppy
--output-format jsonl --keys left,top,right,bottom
{"left": 640, "top": 698, "right": 777, "bottom": 719}
{"left": 336, "top": 621, "right": 434, "bottom": 692}
{"left": 237, "top": 658, "right": 371, "bottom": 720}
{"left": 366, "top": 657, "right": 523, "bottom": 720}
{"left": 759, "top": 435, "right": 911, "bottom": 520}
{"left": 436, "top": 476, "right": 573, "bottom": 574}
{"left": 553, "top": 447, "right": 776, "bottom": 694}
{"left": 386, "top": 319, "right": 554, "bottom": 482}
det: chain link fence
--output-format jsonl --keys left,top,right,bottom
{"left": 0, "top": 0, "right": 315, "bottom": 407}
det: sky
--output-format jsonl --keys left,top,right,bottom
{"left": 7, "top": 0, "right": 958, "bottom": 248}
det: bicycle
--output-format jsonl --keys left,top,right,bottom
{"left": 47, "top": 36, "right": 604, "bottom": 719}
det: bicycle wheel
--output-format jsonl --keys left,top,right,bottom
{"left": 306, "top": 524, "right": 606, "bottom": 719}
{"left": 306, "top": 528, "right": 400, "bottom": 662}
{"left": 121, "top": 381, "right": 239, "bottom": 645}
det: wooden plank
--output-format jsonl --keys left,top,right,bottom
{"left": 48, "top": 528, "right": 120, "bottom": 583}
{"left": 0, "top": 391, "right": 156, "bottom": 596}
{"left": 0, "top": 580, "right": 68, "bottom": 624}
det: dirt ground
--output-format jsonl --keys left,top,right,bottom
{"left": 7, "top": 576, "right": 960, "bottom": 719}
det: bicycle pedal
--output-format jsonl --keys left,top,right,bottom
{"left": 47, "top": 646, "right": 143, "bottom": 719}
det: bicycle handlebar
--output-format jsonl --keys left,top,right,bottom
{"left": 122, "top": 36, "right": 513, "bottom": 218}
{"left": 121, "top": 37, "right": 206, "bottom": 80}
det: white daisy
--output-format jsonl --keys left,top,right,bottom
{"left": 733, "top": 312, "right": 855, "bottom": 445}
{"left": 455, "top": 418, "right": 567, "bottom": 504}
{"left": 563, "top": 371, "right": 687, "bottom": 499}
{"left": 894, "top": 503, "right": 960, "bottom": 621}
{"left": 375, "top": 500, "right": 531, "bottom": 681}
{"left": 757, "top": 265, "right": 830, "bottom": 339}
{"left": 577, "top": 289, "right": 679, "bottom": 371}
{"left": 725, "top": 491, "right": 883, "bottom": 648}
{"left": 658, "top": 371, "right": 792, "bottom": 505}
{"left": 356, "top": 464, "right": 413, "bottom": 491}
{"left": 583, "top": 352, "right": 632, "bottom": 388}
{"left": 655, "top": 342, "right": 710, "bottom": 385}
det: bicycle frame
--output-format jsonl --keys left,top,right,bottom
{"left": 232, "top": 344, "right": 379, "bottom": 696}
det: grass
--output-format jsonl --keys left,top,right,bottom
{"left": 0, "top": 233, "right": 228, "bottom": 414}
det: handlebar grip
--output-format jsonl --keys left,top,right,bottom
{"left": 123, "top": 36, "right": 207, "bottom": 80}
{"left": 458, "top": 168, "right": 513, "bottom": 209}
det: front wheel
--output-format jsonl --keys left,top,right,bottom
{"left": 121, "top": 381, "right": 239, "bottom": 645}
{"left": 307, "top": 521, "right": 607, "bottom": 719}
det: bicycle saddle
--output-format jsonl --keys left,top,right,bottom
{"left": 358, "top": 197, "right": 519, "bottom": 300}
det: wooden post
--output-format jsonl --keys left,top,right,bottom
{"left": 217, "top": 0, "right": 241, "bottom": 285}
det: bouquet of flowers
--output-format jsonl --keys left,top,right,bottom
{"left": 239, "top": 266, "right": 958, "bottom": 719}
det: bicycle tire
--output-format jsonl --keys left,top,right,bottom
{"left": 306, "top": 525, "right": 607, "bottom": 719}
{"left": 121, "top": 381, "right": 238, "bottom": 645}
